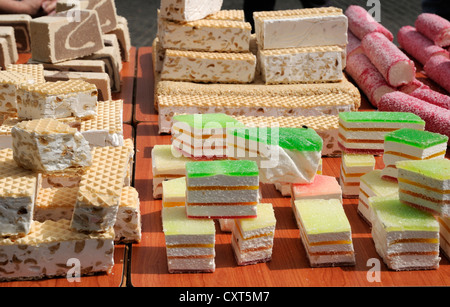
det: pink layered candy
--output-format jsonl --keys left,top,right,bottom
{"left": 362, "top": 32, "right": 416, "bottom": 87}
{"left": 410, "top": 87, "right": 450, "bottom": 110}
{"left": 347, "top": 31, "right": 364, "bottom": 59}
{"left": 346, "top": 53, "right": 395, "bottom": 107}
{"left": 345, "top": 5, "right": 394, "bottom": 41}
{"left": 424, "top": 55, "right": 450, "bottom": 93}
{"left": 378, "top": 91, "right": 450, "bottom": 139}
{"left": 398, "top": 25, "right": 449, "bottom": 65}
{"left": 415, "top": 13, "right": 450, "bottom": 47}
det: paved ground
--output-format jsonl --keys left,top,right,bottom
{"left": 115, "top": 0, "right": 423, "bottom": 47}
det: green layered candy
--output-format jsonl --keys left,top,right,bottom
{"left": 396, "top": 159, "right": 450, "bottom": 181}
{"left": 339, "top": 111, "right": 425, "bottom": 124}
{"left": 371, "top": 197, "right": 439, "bottom": 232}
{"left": 230, "top": 127, "right": 323, "bottom": 152}
{"left": 385, "top": 128, "right": 448, "bottom": 149}
{"left": 173, "top": 113, "right": 243, "bottom": 129}
{"left": 186, "top": 160, "right": 259, "bottom": 178}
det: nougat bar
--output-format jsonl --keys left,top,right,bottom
{"left": 0, "top": 148, "right": 40, "bottom": 237}
{"left": 158, "top": 18, "right": 251, "bottom": 53}
{"left": 254, "top": 7, "right": 348, "bottom": 50}
{"left": 107, "top": 16, "right": 131, "bottom": 62}
{"left": 16, "top": 79, "right": 98, "bottom": 120}
{"left": 0, "top": 37, "right": 12, "bottom": 70}
{"left": 11, "top": 118, "right": 92, "bottom": 173}
{"left": 0, "top": 71, "right": 35, "bottom": 114}
{"left": 161, "top": 49, "right": 256, "bottom": 84}
{"left": 71, "top": 145, "right": 132, "bottom": 233}
{"left": 159, "top": 0, "right": 223, "bottom": 22}
{"left": 258, "top": 46, "right": 344, "bottom": 84}
{"left": 0, "top": 219, "right": 114, "bottom": 281}
{"left": 30, "top": 10, "right": 103, "bottom": 63}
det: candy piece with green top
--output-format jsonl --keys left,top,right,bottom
{"left": 396, "top": 159, "right": 450, "bottom": 217}
{"left": 338, "top": 111, "right": 425, "bottom": 154}
{"left": 385, "top": 128, "right": 448, "bottom": 149}
{"left": 370, "top": 195, "right": 440, "bottom": 271}
{"left": 294, "top": 198, "right": 355, "bottom": 267}
{"left": 185, "top": 160, "right": 259, "bottom": 219}
{"left": 382, "top": 128, "right": 448, "bottom": 182}
{"left": 227, "top": 126, "right": 323, "bottom": 184}
{"left": 172, "top": 113, "right": 244, "bottom": 159}
{"left": 186, "top": 159, "right": 259, "bottom": 178}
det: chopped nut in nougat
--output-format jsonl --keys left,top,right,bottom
{"left": 0, "top": 148, "right": 40, "bottom": 237}
{"left": 161, "top": 49, "right": 256, "bottom": 84}
{"left": 11, "top": 118, "right": 92, "bottom": 173}
{"left": 0, "top": 70, "right": 35, "bottom": 115}
{"left": 70, "top": 145, "right": 133, "bottom": 233}
{"left": 0, "top": 219, "right": 114, "bottom": 281}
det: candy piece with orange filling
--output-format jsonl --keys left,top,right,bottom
{"left": 162, "top": 206, "right": 216, "bottom": 273}
{"left": 231, "top": 203, "right": 276, "bottom": 265}
{"left": 371, "top": 195, "right": 440, "bottom": 271}
{"left": 381, "top": 128, "right": 448, "bottom": 182}
{"left": 396, "top": 159, "right": 450, "bottom": 218}
{"left": 338, "top": 111, "right": 425, "bottom": 155}
{"left": 357, "top": 170, "right": 398, "bottom": 226}
{"left": 185, "top": 160, "right": 259, "bottom": 219}
{"left": 339, "top": 153, "right": 375, "bottom": 198}
{"left": 294, "top": 198, "right": 355, "bottom": 267}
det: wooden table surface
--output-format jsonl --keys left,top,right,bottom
{"left": 2, "top": 47, "right": 449, "bottom": 287}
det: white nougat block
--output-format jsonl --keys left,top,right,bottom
{"left": 159, "top": 0, "right": 223, "bottom": 22}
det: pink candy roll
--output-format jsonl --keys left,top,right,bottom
{"left": 378, "top": 91, "right": 450, "bottom": 139}
{"left": 346, "top": 31, "right": 364, "bottom": 59}
{"left": 362, "top": 32, "right": 416, "bottom": 87}
{"left": 410, "top": 87, "right": 450, "bottom": 110}
{"left": 346, "top": 53, "right": 395, "bottom": 107}
{"left": 345, "top": 5, "right": 394, "bottom": 41}
{"left": 415, "top": 13, "right": 450, "bottom": 47}
{"left": 398, "top": 79, "right": 429, "bottom": 94}
{"left": 398, "top": 25, "right": 449, "bottom": 65}
{"left": 424, "top": 55, "right": 450, "bottom": 93}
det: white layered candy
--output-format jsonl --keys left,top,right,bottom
{"left": 159, "top": 0, "right": 223, "bottom": 22}
{"left": 258, "top": 46, "right": 344, "bottom": 84}
{"left": 12, "top": 118, "right": 92, "bottom": 173}
{"left": 254, "top": 7, "right": 348, "bottom": 50}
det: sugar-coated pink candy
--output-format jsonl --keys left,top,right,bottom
{"left": 362, "top": 32, "right": 416, "bottom": 87}
{"left": 346, "top": 31, "right": 364, "bottom": 59}
{"left": 410, "top": 87, "right": 450, "bottom": 110}
{"left": 424, "top": 55, "right": 450, "bottom": 93}
{"left": 398, "top": 25, "right": 449, "bottom": 65}
{"left": 398, "top": 79, "right": 429, "bottom": 94}
{"left": 345, "top": 53, "right": 394, "bottom": 107}
{"left": 415, "top": 13, "right": 450, "bottom": 47}
{"left": 378, "top": 91, "right": 450, "bottom": 138}
{"left": 345, "top": 5, "right": 394, "bottom": 41}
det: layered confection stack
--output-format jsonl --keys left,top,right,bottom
{"left": 158, "top": 112, "right": 279, "bottom": 271}
{"left": 0, "top": 26, "right": 18, "bottom": 69}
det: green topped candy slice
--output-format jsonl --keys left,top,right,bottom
{"left": 339, "top": 111, "right": 425, "bottom": 124}
{"left": 371, "top": 197, "right": 439, "bottom": 232}
{"left": 172, "top": 113, "right": 243, "bottom": 129}
{"left": 396, "top": 159, "right": 450, "bottom": 181}
{"left": 385, "top": 128, "right": 448, "bottom": 149}
{"left": 230, "top": 127, "right": 323, "bottom": 152}
{"left": 186, "top": 160, "right": 259, "bottom": 178}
